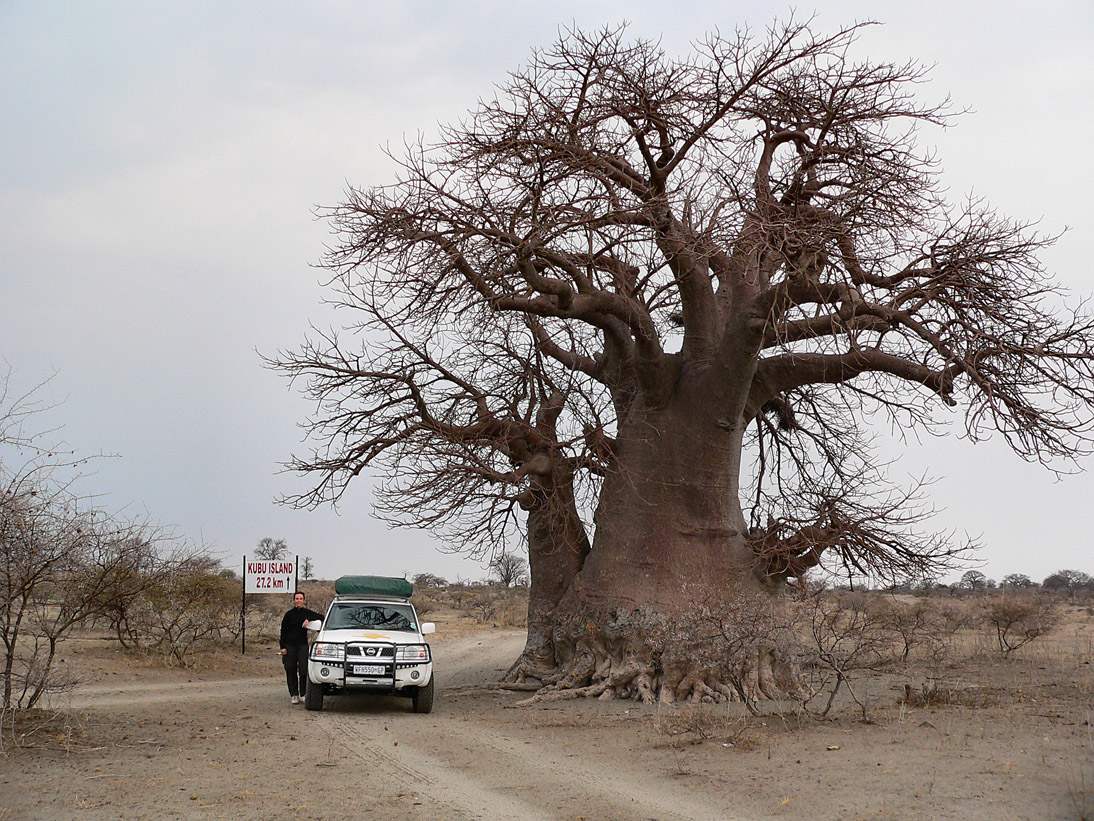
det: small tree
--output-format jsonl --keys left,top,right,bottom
{"left": 99, "top": 545, "right": 234, "bottom": 662}
{"left": 801, "top": 590, "right": 892, "bottom": 720}
{"left": 489, "top": 551, "right": 529, "bottom": 588}
{"left": 1000, "top": 573, "right": 1034, "bottom": 589}
{"left": 300, "top": 556, "right": 315, "bottom": 580}
{"left": 471, "top": 591, "right": 501, "bottom": 623}
{"left": 877, "top": 598, "right": 942, "bottom": 662}
{"left": 932, "top": 599, "right": 976, "bottom": 645}
{"left": 127, "top": 555, "right": 240, "bottom": 666}
{"left": 0, "top": 484, "right": 146, "bottom": 710}
{"left": 979, "top": 594, "right": 1060, "bottom": 658}
{"left": 83, "top": 533, "right": 178, "bottom": 649}
{"left": 0, "top": 370, "right": 173, "bottom": 711}
{"left": 254, "top": 537, "right": 289, "bottom": 561}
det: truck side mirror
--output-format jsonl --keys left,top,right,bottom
{"left": 421, "top": 622, "right": 436, "bottom": 635}
{"left": 306, "top": 619, "right": 322, "bottom": 631}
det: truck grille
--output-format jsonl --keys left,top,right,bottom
{"left": 345, "top": 645, "right": 394, "bottom": 658}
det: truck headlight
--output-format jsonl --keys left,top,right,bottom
{"left": 396, "top": 644, "right": 430, "bottom": 662}
{"left": 311, "top": 643, "right": 344, "bottom": 661}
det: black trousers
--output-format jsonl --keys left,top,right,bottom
{"left": 282, "top": 644, "right": 309, "bottom": 696}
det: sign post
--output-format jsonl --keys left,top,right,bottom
{"left": 240, "top": 555, "right": 298, "bottom": 654}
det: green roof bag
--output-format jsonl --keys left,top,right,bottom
{"left": 334, "top": 575, "right": 414, "bottom": 598}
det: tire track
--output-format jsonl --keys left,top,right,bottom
{"left": 323, "top": 717, "right": 556, "bottom": 820}
{"left": 326, "top": 707, "right": 739, "bottom": 820}
{"left": 47, "top": 676, "right": 276, "bottom": 709}
{"left": 307, "top": 629, "right": 740, "bottom": 820}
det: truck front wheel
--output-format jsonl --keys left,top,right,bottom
{"left": 412, "top": 677, "right": 434, "bottom": 714}
{"left": 305, "top": 678, "right": 324, "bottom": 711}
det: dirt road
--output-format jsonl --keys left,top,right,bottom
{"left": 3, "top": 627, "right": 1091, "bottom": 819}
{"left": 9, "top": 631, "right": 742, "bottom": 820}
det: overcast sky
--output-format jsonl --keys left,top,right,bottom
{"left": 2, "top": 1, "right": 1091, "bottom": 585}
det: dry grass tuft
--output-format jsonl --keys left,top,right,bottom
{"left": 652, "top": 705, "right": 751, "bottom": 748}
{"left": 1, "top": 707, "right": 92, "bottom": 752}
{"left": 899, "top": 681, "right": 998, "bottom": 708}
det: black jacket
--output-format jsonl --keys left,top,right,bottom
{"left": 280, "top": 605, "right": 323, "bottom": 649}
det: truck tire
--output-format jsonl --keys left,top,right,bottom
{"left": 305, "top": 678, "right": 324, "bottom": 711}
{"left": 412, "top": 677, "right": 434, "bottom": 714}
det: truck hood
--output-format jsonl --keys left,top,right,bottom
{"left": 317, "top": 628, "right": 421, "bottom": 644}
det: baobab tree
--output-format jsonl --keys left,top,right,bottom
{"left": 490, "top": 551, "right": 530, "bottom": 588}
{"left": 254, "top": 537, "right": 289, "bottom": 561}
{"left": 273, "top": 20, "right": 1094, "bottom": 702}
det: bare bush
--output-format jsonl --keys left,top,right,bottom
{"left": 931, "top": 599, "right": 977, "bottom": 653}
{"left": 800, "top": 590, "right": 892, "bottom": 720}
{"left": 899, "top": 680, "right": 997, "bottom": 709}
{"left": 464, "top": 586, "right": 529, "bottom": 626}
{"left": 88, "top": 535, "right": 178, "bottom": 650}
{"left": 497, "top": 592, "right": 529, "bottom": 627}
{"left": 445, "top": 581, "right": 472, "bottom": 611}
{"left": 978, "top": 593, "right": 1061, "bottom": 658}
{"left": 126, "top": 557, "right": 241, "bottom": 667}
{"left": 472, "top": 593, "right": 499, "bottom": 624}
{"left": 409, "top": 583, "right": 449, "bottom": 619}
{"left": 876, "top": 597, "right": 944, "bottom": 662}
{"left": 0, "top": 370, "right": 189, "bottom": 713}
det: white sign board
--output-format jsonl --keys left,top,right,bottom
{"left": 244, "top": 558, "right": 296, "bottom": 594}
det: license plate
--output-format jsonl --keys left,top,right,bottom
{"left": 351, "top": 664, "right": 386, "bottom": 676}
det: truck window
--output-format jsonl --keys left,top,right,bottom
{"left": 326, "top": 603, "right": 417, "bottom": 632}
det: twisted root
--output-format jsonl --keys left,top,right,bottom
{"left": 511, "top": 606, "right": 808, "bottom": 708}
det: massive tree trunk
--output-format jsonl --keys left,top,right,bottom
{"left": 522, "top": 378, "right": 802, "bottom": 705}
{"left": 579, "top": 395, "right": 751, "bottom": 609}
{"left": 503, "top": 464, "right": 590, "bottom": 686}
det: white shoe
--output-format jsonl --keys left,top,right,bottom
{"left": 291, "top": 695, "right": 300, "bottom": 704}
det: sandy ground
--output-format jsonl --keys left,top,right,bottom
{"left": 1, "top": 619, "right": 1093, "bottom": 820}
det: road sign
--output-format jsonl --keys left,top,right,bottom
{"left": 243, "top": 558, "right": 296, "bottom": 594}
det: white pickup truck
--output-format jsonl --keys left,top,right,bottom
{"left": 305, "top": 576, "right": 435, "bottom": 713}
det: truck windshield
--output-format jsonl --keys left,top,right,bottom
{"left": 326, "top": 603, "right": 417, "bottom": 632}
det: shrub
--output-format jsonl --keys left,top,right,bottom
{"left": 800, "top": 589, "right": 892, "bottom": 719}
{"left": 876, "top": 597, "right": 944, "bottom": 661}
{"left": 124, "top": 558, "right": 242, "bottom": 666}
{"left": 653, "top": 704, "right": 749, "bottom": 747}
{"left": 933, "top": 599, "right": 975, "bottom": 638}
{"left": 978, "top": 593, "right": 1060, "bottom": 658}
